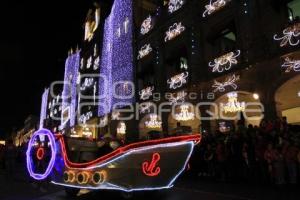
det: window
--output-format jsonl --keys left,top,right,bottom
{"left": 288, "top": 0, "right": 300, "bottom": 21}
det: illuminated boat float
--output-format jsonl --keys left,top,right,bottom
{"left": 26, "top": 129, "right": 200, "bottom": 194}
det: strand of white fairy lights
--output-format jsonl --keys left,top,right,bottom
{"left": 212, "top": 74, "right": 240, "bottom": 92}
{"left": 274, "top": 22, "right": 300, "bottom": 47}
{"left": 139, "top": 86, "right": 154, "bottom": 100}
{"left": 137, "top": 44, "right": 152, "bottom": 60}
{"left": 168, "top": 0, "right": 185, "bottom": 14}
{"left": 203, "top": 0, "right": 231, "bottom": 17}
{"left": 281, "top": 57, "right": 300, "bottom": 73}
{"left": 167, "top": 72, "right": 189, "bottom": 89}
{"left": 209, "top": 50, "right": 241, "bottom": 73}
{"left": 165, "top": 22, "right": 185, "bottom": 42}
{"left": 141, "top": 16, "right": 153, "bottom": 35}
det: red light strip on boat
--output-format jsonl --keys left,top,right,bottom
{"left": 55, "top": 134, "right": 201, "bottom": 169}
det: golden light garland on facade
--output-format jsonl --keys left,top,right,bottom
{"left": 209, "top": 50, "right": 241, "bottom": 73}
{"left": 165, "top": 22, "right": 186, "bottom": 42}
{"left": 167, "top": 72, "right": 189, "bottom": 89}
{"left": 212, "top": 74, "right": 240, "bottom": 92}
{"left": 274, "top": 22, "right": 300, "bottom": 47}
{"left": 137, "top": 44, "right": 153, "bottom": 60}
{"left": 140, "top": 16, "right": 153, "bottom": 35}
{"left": 281, "top": 57, "right": 300, "bottom": 73}
{"left": 139, "top": 86, "right": 154, "bottom": 100}
{"left": 203, "top": 0, "right": 231, "bottom": 17}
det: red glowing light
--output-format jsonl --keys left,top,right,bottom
{"left": 55, "top": 134, "right": 201, "bottom": 169}
{"left": 36, "top": 147, "right": 45, "bottom": 160}
{"left": 142, "top": 153, "right": 161, "bottom": 177}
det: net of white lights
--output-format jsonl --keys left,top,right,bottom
{"left": 212, "top": 74, "right": 240, "bottom": 93}
{"left": 174, "top": 105, "right": 195, "bottom": 121}
{"left": 274, "top": 23, "right": 300, "bottom": 47}
{"left": 145, "top": 114, "right": 162, "bottom": 129}
{"left": 168, "top": 91, "right": 187, "bottom": 104}
{"left": 281, "top": 57, "right": 300, "bottom": 73}
{"left": 140, "top": 16, "right": 153, "bottom": 35}
{"left": 139, "top": 86, "right": 154, "bottom": 100}
{"left": 139, "top": 102, "right": 154, "bottom": 114}
{"left": 137, "top": 44, "right": 153, "bottom": 60}
{"left": 221, "top": 92, "right": 245, "bottom": 114}
{"left": 165, "top": 22, "right": 186, "bottom": 42}
{"left": 168, "top": 0, "right": 185, "bottom": 13}
{"left": 203, "top": 0, "right": 231, "bottom": 17}
{"left": 117, "top": 122, "right": 126, "bottom": 135}
{"left": 209, "top": 50, "right": 241, "bottom": 73}
{"left": 167, "top": 72, "right": 189, "bottom": 89}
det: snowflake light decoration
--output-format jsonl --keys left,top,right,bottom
{"left": 209, "top": 50, "right": 241, "bottom": 73}
{"left": 281, "top": 57, "right": 300, "bottom": 72}
{"left": 137, "top": 44, "right": 153, "bottom": 60}
{"left": 274, "top": 23, "right": 300, "bottom": 47}
{"left": 165, "top": 22, "right": 186, "bottom": 42}
{"left": 203, "top": 0, "right": 230, "bottom": 17}
{"left": 212, "top": 74, "right": 240, "bottom": 92}
{"left": 168, "top": 0, "right": 185, "bottom": 13}
{"left": 167, "top": 72, "right": 189, "bottom": 89}
{"left": 141, "top": 16, "right": 153, "bottom": 35}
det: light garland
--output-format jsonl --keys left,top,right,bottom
{"left": 80, "top": 78, "right": 95, "bottom": 91}
{"left": 209, "top": 50, "right": 241, "bottom": 73}
{"left": 94, "top": 57, "right": 100, "bottom": 70}
{"left": 117, "top": 122, "right": 126, "bottom": 135}
{"left": 39, "top": 88, "right": 49, "bottom": 129}
{"left": 281, "top": 57, "right": 300, "bottom": 72}
{"left": 203, "top": 0, "right": 231, "bottom": 17}
{"left": 168, "top": 91, "right": 187, "bottom": 104}
{"left": 212, "top": 74, "right": 240, "bottom": 92}
{"left": 145, "top": 114, "right": 162, "bottom": 129}
{"left": 167, "top": 72, "right": 189, "bottom": 89}
{"left": 221, "top": 92, "right": 245, "bottom": 113}
{"left": 165, "top": 22, "right": 185, "bottom": 42}
{"left": 139, "top": 86, "right": 154, "bottom": 100}
{"left": 140, "top": 16, "right": 153, "bottom": 35}
{"left": 137, "top": 44, "right": 152, "bottom": 60}
{"left": 174, "top": 105, "right": 195, "bottom": 121}
{"left": 168, "top": 0, "right": 185, "bottom": 13}
{"left": 79, "top": 111, "right": 93, "bottom": 124}
{"left": 274, "top": 22, "right": 300, "bottom": 47}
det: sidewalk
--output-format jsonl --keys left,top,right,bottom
{"left": 0, "top": 163, "right": 60, "bottom": 200}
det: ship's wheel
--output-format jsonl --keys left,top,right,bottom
{"left": 26, "top": 129, "right": 57, "bottom": 180}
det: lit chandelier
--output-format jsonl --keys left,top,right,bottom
{"left": 141, "top": 16, "right": 153, "bottom": 35}
{"left": 209, "top": 50, "right": 241, "bottom": 73}
{"left": 221, "top": 92, "right": 245, "bottom": 113}
{"left": 139, "top": 86, "right": 154, "bottom": 100}
{"left": 168, "top": 0, "right": 185, "bottom": 13}
{"left": 212, "top": 74, "right": 240, "bottom": 92}
{"left": 174, "top": 105, "right": 195, "bottom": 121}
{"left": 281, "top": 57, "right": 300, "bottom": 72}
{"left": 137, "top": 44, "right": 153, "bottom": 60}
{"left": 145, "top": 114, "right": 162, "bottom": 129}
{"left": 117, "top": 122, "right": 126, "bottom": 135}
{"left": 274, "top": 22, "right": 300, "bottom": 47}
{"left": 165, "top": 22, "right": 186, "bottom": 42}
{"left": 203, "top": 0, "right": 231, "bottom": 17}
{"left": 167, "top": 72, "right": 189, "bottom": 89}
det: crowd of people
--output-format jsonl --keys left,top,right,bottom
{"left": 192, "top": 117, "right": 300, "bottom": 186}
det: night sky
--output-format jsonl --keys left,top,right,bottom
{"left": 0, "top": 1, "right": 95, "bottom": 135}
